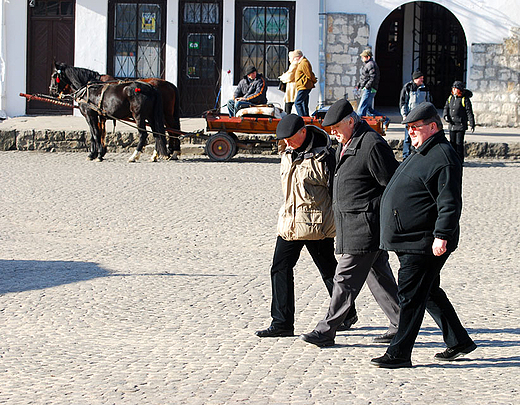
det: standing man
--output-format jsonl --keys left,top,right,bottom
{"left": 299, "top": 99, "right": 400, "bottom": 347}
{"left": 255, "top": 114, "right": 356, "bottom": 338}
{"left": 227, "top": 66, "right": 267, "bottom": 117}
{"left": 443, "top": 80, "right": 475, "bottom": 163}
{"left": 355, "top": 49, "right": 382, "bottom": 118}
{"left": 293, "top": 50, "right": 317, "bottom": 117}
{"left": 399, "top": 70, "right": 432, "bottom": 159}
{"left": 371, "top": 103, "right": 476, "bottom": 369}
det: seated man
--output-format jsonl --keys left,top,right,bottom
{"left": 227, "top": 66, "right": 267, "bottom": 117}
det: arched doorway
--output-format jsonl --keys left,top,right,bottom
{"left": 375, "top": 1, "right": 467, "bottom": 108}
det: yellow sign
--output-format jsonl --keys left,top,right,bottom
{"left": 142, "top": 13, "right": 156, "bottom": 33}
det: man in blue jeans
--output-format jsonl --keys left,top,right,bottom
{"left": 227, "top": 65, "right": 267, "bottom": 117}
{"left": 356, "top": 49, "right": 380, "bottom": 116}
{"left": 371, "top": 103, "right": 476, "bottom": 369}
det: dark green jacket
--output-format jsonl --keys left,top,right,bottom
{"left": 380, "top": 130, "right": 462, "bottom": 254}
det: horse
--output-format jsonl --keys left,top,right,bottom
{"left": 49, "top": 71, "right": 168, "bottom": 162}
{"left": 50, "top": 62, "right": 181, "bottom": 161}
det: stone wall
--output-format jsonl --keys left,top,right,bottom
{"left": 325, "top": 13, "right": 369, "bottom": 104}
{"left": 471, "top": 28, "right": 520, "bottom": 127}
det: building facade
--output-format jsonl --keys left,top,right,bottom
{"left": 1, "top": 0, "right": 518, "bottom": 126}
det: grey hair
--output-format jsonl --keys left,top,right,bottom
{"left": 342, "top": 111, "right": 361, "bottom": 126}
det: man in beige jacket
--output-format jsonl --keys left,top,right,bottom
{"left": 255, "top": 114, "right": 356, "bottom": 338}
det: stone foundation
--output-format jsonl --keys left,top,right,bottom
{"left": 325, "top": 13, "right": 369, "bottom": 104}
{"left": 471, "top": 28, "right": 520, "bottom": 127}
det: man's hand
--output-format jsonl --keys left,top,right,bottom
{"left": 432, "top": 238, "right": 448, "bottom": 256}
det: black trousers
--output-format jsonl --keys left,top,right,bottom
{"left": 284, "top": 102, "right": 294, "bottom": 114}
{"left": 449, "top": 130, "right": 466, "bottom": 162}
{"left": 386, "top": 252, "right": 472, "bottom": 360}
{"left": 270, "top": 236, "right": 355, "bottom": 329}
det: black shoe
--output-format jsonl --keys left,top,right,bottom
{"left": 337, "top": 314, "right": 358, "bottom": 331}
{"left": 300, "top": 331, "right": 334, "bottom": 347}
{"left": 434, "top": 341, "right": 477, "bottom": 361}
{"left": 373, "top": 331, "right": 396, "bottom": 343}
{"left": 255, "top": 325, "right": 294, "bottom": 337}
{"left": 370, "top": 353, "right": 412, "bottom": 369}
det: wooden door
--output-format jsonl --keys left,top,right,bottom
{"left": 178, "top": 1, "right": 223, "bottom": 117}
{"left": 27, "top": 0, "right": 75, "bottom": 114}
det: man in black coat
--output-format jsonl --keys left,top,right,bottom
{"left": 300, "top": 99, "right": 400, "bottom": 347}
{"left": 371, "top": 102, "right": 476, "bottom": 369}
{"left": 443, "top": 81, "right": 475, "bottom": 162}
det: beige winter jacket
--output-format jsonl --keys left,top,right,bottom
{"left": 279, "top": 60, "right": 298, "bottom": 103}
{"left": 277, "top": 127, "right": 336, "bottom": 241}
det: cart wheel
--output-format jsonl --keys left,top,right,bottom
{"left": 205, "top": 132, "right": 237, "bottom": 161}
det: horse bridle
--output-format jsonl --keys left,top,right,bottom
{"left": 49, "top": 69, "right": 72, "bottom": 96}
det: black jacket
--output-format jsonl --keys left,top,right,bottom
{"left": 333, "top": 120, "right": 398, "bottom": 254}
{"left": 443, "top": 90, "right": 475, "bottom": 131}
{"left": 233, "top": 73, "right": 268, "bottom": 105}
{"left": 380, "top": 130, "right": 462, "bottom": 255}
{"left": 357, "top": 58, "right": 380, "bottom": 91}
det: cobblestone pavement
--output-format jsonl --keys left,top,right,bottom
{"left": 1, "top": 151, "right": 519, "bottom": 404}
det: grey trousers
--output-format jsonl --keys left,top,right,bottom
{"left": 315, "top": 250, "right": 400, "bottom": 338}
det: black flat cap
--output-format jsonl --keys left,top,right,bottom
{"left": 402, "top": 102, "right": 438, "bottom": 124}
{"left": 322, "top": 99, "right": 354, "bottom": 127}
{"left": 245, "top": 65, "right": 257, "bottom": 75}
{"left": 276, "top": 114, "right": 305, "bottom": 139}
{"left": 452, "top": 81, "right": 464, "bottom": 90}
{"left": 412, "top": 70, "right": 424, "bottom": 80}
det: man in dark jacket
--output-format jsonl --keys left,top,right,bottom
{"left": 371, "top": 102, "right": 476, "bottom": 369}
{"left": 399, "top": 71, "right": 433, "bottom": 159}
{"left": 443, "top": 81, "right": 475, "bottom": 162}
{"left": 299, "top": 99, "right": 400, "bottom": 347}
{"left": 227, "top": 65, "right": 267, "bottom": 116}
{"left": 355, "top": 49, "right": 382, "bottom": 117}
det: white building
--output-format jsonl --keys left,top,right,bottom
{"left": 1, "top": 0, "right": 519, "bottom": 126}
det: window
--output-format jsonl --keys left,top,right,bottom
{"left": 234, "top": 1, "right": 295, "bottom": 85}
{"left": 108, "top": 1, "right": 166, "bottom": 78}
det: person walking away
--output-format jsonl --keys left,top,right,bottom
{"left": 399, "top": 70, "right": 432, "bottom": 159}
{"left": 371, "top": 102, "right": 477, "bottom": 369}
{"left": 299, "top": 99, "right": 400, "bottom": 347}
{"left": 355, "top": 49, "right": 384, "bottom": 119}
{"left": 293, "top": 50, "right": 317, "bottom": 117}
{"left": 279, "top": 51, "right": 298, "bottom": 114}
{"left": 443, "top": 81, "right": 475, "bottom": 163}
{"left": 255, "top": 114, "right": 356, "bottom": 338}
{"left": 227, "top": 66, "right": 267, "bottom": 117}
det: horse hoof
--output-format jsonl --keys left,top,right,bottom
{"left": 168, "top": 151, "right": 179, "bottom": 161}
{"left": 150, "top": 150, "right": 159, "bottom": 162}
{"left": 97, "top": 157, "right": 104, "bottom": 162}
{"left": 128, "top": 151, "right": 141, "bottom": 162}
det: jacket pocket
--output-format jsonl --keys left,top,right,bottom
{"left": 295, "top": 209, "right": 323, "bottom": 224}
{"left": 393, "top": 209, "right": 404, "bottom": 233}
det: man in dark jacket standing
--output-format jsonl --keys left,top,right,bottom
{"left": 399, "top": 71, "right": 433, "bottom": 159}
{"left": 227, "top": 66, "right": 267, "bottom": 116}
{"left": 371, "top": 102, "right": 476, "bottom": 369}
{"left": 300, "top": 99, "right": 400, "bottom": 347}
{"left": 443, "top": 81, "right": 475, "bottom": 163}
{"left": 355, "top": 49, "right": 381, "bottom": 117}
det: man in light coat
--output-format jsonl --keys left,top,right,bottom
{"left": 255, "top": 114, "right": 356, "bottom": 338}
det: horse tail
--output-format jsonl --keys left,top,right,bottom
{"left": 152, "top": 88, "right": 169, "bottom": 157}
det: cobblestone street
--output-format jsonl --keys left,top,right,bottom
{"left": 1, "top": 151, "right": 519, "bottom": 404}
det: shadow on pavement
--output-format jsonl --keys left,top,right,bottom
{"left": 0, "top": 259, "right": 111, "bottom": 294}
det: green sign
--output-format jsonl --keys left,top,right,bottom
{"left": 189, "top": 42, "right": 200, "bottom": 49}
